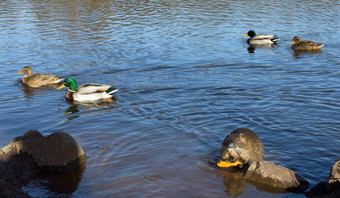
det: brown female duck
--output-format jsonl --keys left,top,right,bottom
{"left": 289, "top": 36, "right": 324, "bottom": 51}
{"left": 18, "top": 66, "right": 63, "bottom": 87}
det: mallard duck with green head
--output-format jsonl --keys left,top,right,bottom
{"left": 18, "top": 66, "right": 63, "bottom": 88}
{"left": 57, "top": 78, "right": 118, "bottom": 102}
{"left": 243, "top": 30, "right": 279, "bottom": 45}
{"left": 289, "top": 36, "right": 324, "bottom": 51}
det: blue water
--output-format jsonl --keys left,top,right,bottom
{"left": 0, "top": 0, "right": 339, "bottom": 197}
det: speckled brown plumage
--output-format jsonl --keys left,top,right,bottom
{"left": 289, "top": 36, "right": 324, "bottom": 51}
{"left": 18, "top": 66, "right": 63, "bottom": 88}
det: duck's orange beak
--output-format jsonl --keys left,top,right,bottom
{"left": 18, "top": 70, "right": 23, "bottom": 74}
{"left": 289, "top": 40, "right": 294, "bottom": 43}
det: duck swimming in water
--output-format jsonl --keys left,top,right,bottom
{"left": 18, "top": 66, "right": 63, "bottom": 88}
{"left": 289, "top": 36, "right": 324, "bottom": 51}
{"left": 243, "top": 30, "right": 279, "bottom": 45}
{"left": 57, "top": 78, "right": 118, "bottom": 102}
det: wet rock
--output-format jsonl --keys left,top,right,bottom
{"left": 305, "top": 182, "right": 328, "bottom": 198}
{"left": 0, "top": 152, "right": 38, "bottom": 198}
{"left": 306, "top": 158, "right": 340, "bottom": 198}
{"left": 0, "top": 178, "right": 31, "bottom": 198}
{"left": 328, "top": 158, "right": 340, "bottom": 192}
{"left": 0, "top": 130, "right": 86, "bottom": 197}
{"left": 326, "top": 158, "right": 340, "bottom": 198}
{"left": 1, "top": 130, "right": 86, "bottom": 172}
{"left": 244, "top": 161, "right": 309, "bottom": 192}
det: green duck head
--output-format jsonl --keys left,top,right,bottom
{"left": 57, "top": 78, "right": 78, "bottom": 91}
{"left": 243, "top": 30, "right": 257, "bottom": 38}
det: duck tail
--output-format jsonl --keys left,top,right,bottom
{"left": 55, "top": 78, "right": 64, "bottom": 83}
{"left": 106, "top": 86, "right": 118, "bottom": 95}
{"left": 271, "top": 36, "right": 280, "bottom": 43}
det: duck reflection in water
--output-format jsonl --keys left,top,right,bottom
{"left": 62, "top": 97, "right": 118, "bottom": 121}
{"left": 291, "top": 48, "right": 323, "bottom": 58}
{"left": 19, "top": 81, "right": 59, "bottom": 99}
{"left": 63, "top": 102, "right": 80, "bottom": 121}
{"left": 246, "top": 43, "right": 278, "bottom": 53}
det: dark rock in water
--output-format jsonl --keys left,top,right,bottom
{"left": 0, "top": 130, "right": 86, "bottom": 197}
{"left": 306, "top": 158, "right": 340, "bottom": 198}
{"left": 244, "top": 161, "right": 309, "bottom": 193}
{"left": 218, "top": 160, "right": 309, "bottom": 195}
{"left": 327, "top": 189, "right": 340, "bottom": 198}
{"left": 326, "top": 158, "right": 340, "bottom": 198}
{"left": 305, "top": 181, "right": 328, "bottom": 198}
{"left": 0, "top": 152, "right": 39, "bottom": 198}
{"left": 0, "top": 178, "right": 32, "bottom": 198}
{"left": 1, "top": 130, "right": 86, "bottom": 172}
{"left": 328, "top": 158, "right": 340, "bottom": 192}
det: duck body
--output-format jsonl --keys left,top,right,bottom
{"left": 243, "top": 30, "right": 279, "bottom": 45}
{"left": 57, "top": 78, "right": 118, "bottom": 102}
{"left": 289, "top": 36, "right": 324, "bottom": 51}
{"left": 18, "top": 66, "right": 63, "bottom": 88}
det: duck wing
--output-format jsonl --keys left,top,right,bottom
{"left": 248, "top": 34, "right": 279, "bottom": 45}
{"left": 37, "top": 73, "right": 63, "bottom": 83}
{"left": 25, "top": 73, "right": 63, "bottom": 87}
{"left": 76, "top": 83, "right": 112, "bottom": 94}
{"left": 253, "top": 34, "right": 279, "bottom": 41}
{"left": 298, "top": 40, "right": 324, "bottom": 48}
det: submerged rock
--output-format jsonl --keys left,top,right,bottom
{"left": 1, "top": 130, "right": 86, "bottom": 172}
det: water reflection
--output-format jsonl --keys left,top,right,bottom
{"left": 246, "top": 44, "right": 278, "bottom": 53}
{"left": 220, "top": 168, "right": 289, "bottom": 196}
{"left": 222, "top": 171, "right": 248, "bottom": 197}
{"left": 18, "top": 81, "right": 60, "bottom": 99}
{"left": 2, "top": 0, "right": 339, "bottom": 197}
{"left": 64, "top": 103, "right": 80, "bottom": 121}
{"left": 22, "top": 164, "right": 86, "bottom": 196}
{"left": 61, "top": 97, "right": 118, "bottom": 121}
{"left": 291, "top": 49, "right": 323, "bottom": 58}
{"left": 200, "top": 155, "right": 250, "bottom": 196}
{"left": 40, "top": 163, "right": 86, "bottom": 194}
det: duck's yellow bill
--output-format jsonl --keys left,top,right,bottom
{"left": 57, "top": 84, "right": 65, "bottom": 90}
{"left": 18, "top": 70, "right": 23, "bottom": 74}
{"left": 243, "top": 33, "right": 248, "bottom": 37}
{"left": 217, "top": 160, "right": 242, "bottom": 168}
{"left": 289, "top": 40, "right": 294, "bottom": 43}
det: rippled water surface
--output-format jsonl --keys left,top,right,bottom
{"left": 0, "top": 0, "right": 339, "bottom": 197}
